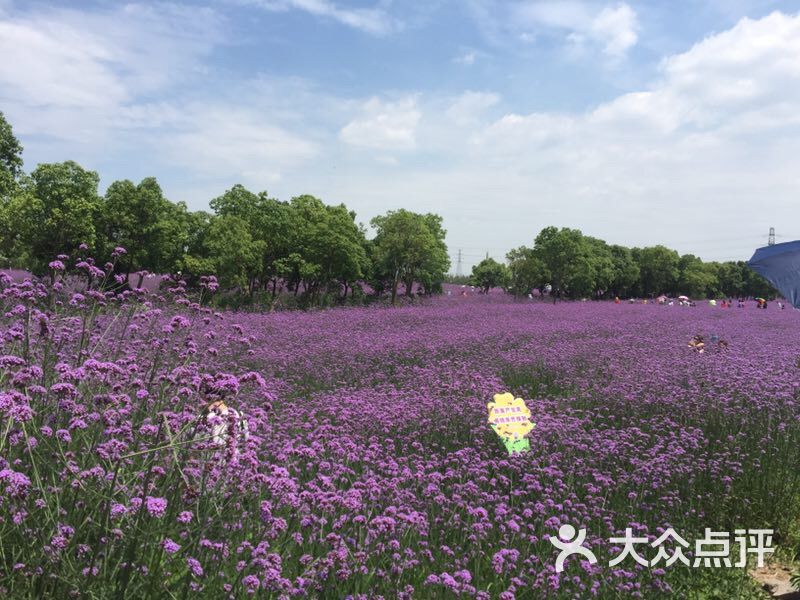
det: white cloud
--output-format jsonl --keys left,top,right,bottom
{"left": 0, "top": 3, "right": 221, "bottom": 142}
{"left": 474, "top": 10, "right": 800, "bottom": 155}
{"left": 242, "top": 0, "right": 399, "bottom": 35}
{"left": 445, "top": 91, "right": 500, "bottom": 126}
{"left": 0, "top": 18, "right": 128, "bottom": 110}
{"left": 339, "top": 97, "right": 421, "bottom": 150}
{"left": 160, "top": 105, "right": 318, "bottom": 187}
{"left": 0, "top": 3, "right": 321, "bottom": 187}
{"left": 454, "top": 50, "right": 477, "bottom": 65}
{"left": 316, "top": 11, "right": 800, "bottom": 263}
{"left": 587, "top": 3, "right": 638, "bottom": 57}
{"left": 480, "top": 1, "right": 640, "bottom": 59}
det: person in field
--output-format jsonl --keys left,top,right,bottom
{"left": 688, "top": 335, "right": 705, "bottom": 353}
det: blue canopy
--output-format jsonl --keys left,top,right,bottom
{"left": 747, "top": 241, "right": 800, "bottom": 308}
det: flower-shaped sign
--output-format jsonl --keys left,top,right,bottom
{"left": 487, "top": 392, "right": 535, "bottom": 454}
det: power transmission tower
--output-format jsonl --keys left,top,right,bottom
{"left": 768, "top": 227, "right": 775, "bottom": 246}
{"left": 456, "top": 249, "right": 463, "bottom": 277}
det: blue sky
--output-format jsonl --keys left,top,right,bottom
{"left": 2, "top": 0, "right": 800, "bottom": 271}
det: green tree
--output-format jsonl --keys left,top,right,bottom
{"left": 26, "top": 161, "right": 101, "bottom": 271}
{"left": 506, "top": 246, "right": 549, "bottom": 297}
{"left": 371, "top": 209, "right": 449, "bottom": 304}
{"left": 0, "top": 111, "right": 23, "bottom": 201}
{"left": 180, "top": 210, "right": 216, "bottom": 279}
{"left": 584, "top": 237, "right": 616, "bottom": 298}
{"left": 100, "top": 177, "right": 187, "bottom": 279}
{"left": 286, "top": 195, "right": 369, "bottom": 301}
{"left": 608, "top": 244, "right": 640, "bottom": 298}
{"left": 677, "top": 254, "right": 718, "bottom": 298}
{"left": 205, "top": 215, "right": 264, "bottom": 291}
{"left": 210, "top": 184, "right": 266, "bottom": 290}
{"left": 717, "top": 262, "right": 744, "bottom": 298}
{"left": 258, "top": 198, "right": 295, "bottom": 297}
{"left": 0, "top": 183, "right": 37, "bottom": 267}
{"left": 634, "top": 245, "right": 680, "bottom": 296}
{"left": 532, "top": 227, "right": 595, "bottom": 300}
{"left": 415, "top": 214, "right": 450, "bottom": 295}
{"left": 471, "top": 257, "right": 510, "bottom": 293}
{"left": 209, "top": 183, "right": 261, "bottom": 221}
{"left": 0, "top": 112, "right": 26, "bottom": 264}
{"left": 152, "top": 200, "right": 194, "bottom": 276}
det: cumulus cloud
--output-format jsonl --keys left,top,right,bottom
{"left": 339, "top": 97, "right": 421, "bottom": 150}
{"left": 589, "top": 11, "right": 800, "bottom": 132}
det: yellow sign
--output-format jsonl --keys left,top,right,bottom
{"left": 487, "top": 393, "right": 535, "bottom": 453}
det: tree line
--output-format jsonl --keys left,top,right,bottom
{"left": 0, "top": 112, "right": 448, "bottom": 307}
{"left": 471, "top": 226, "right": 775, "bottom": 300}
{"left": 0, "top": 112, "right": 774, "bottom": 305}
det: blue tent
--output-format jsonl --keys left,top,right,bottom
{"left": 747, "top": 241, "right": 800, "bottom": 308}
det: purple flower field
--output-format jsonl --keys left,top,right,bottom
{"left": 1, "top": 264, "right": 799, "bottom": 598}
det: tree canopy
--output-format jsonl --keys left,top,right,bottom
{"left": 370, "top": 209, "right": 450, "bottom": 304}
{"left": 0, "top": 111, "right": 23, "bottom": 201}
{"left": 471, "top": 257, "right": 510, "bottom": 293}
{"left": 505, "top": 228, "right": 775, "bottom": 300}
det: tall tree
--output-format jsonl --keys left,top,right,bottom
{"left": 27, "top": 161, "right": 101, "bottom": 271}
{"left": 506, "top": 246, "right": 549, "bottom": 297}
{"left": 0, "top": 113, "right": 27, "bottom": 265}
{"left": 180, "top": 210, "right": 215, "bottom": 278}
{"left": 100, "top": 177, "right": 184, "bottom": 278}
{"left": 634, "top": 245, "right": 680, "bottom": 296}
{"left": 257, "top": 197, "right": 294, "bottom": 297}
{"left": 584, "top": 237, "right": 616, "bottom": 298}
{"left": 0, "top": 185, "right": 37, "bottom": 267}
{"left": 678, "top": 254, "right": 718, "bottom": 298}
{"left": 371, "top": 209, "right": 450, "bottom": 304}
{"left": 286, "top": 195, "right": 368, "bottom": 299}
{"left": 152, "top": 200, "right": 193, "bottom": 276}
{"left": 532, "top": 227, "right": 594, "bottom": 301}
{"left": 205, "top": 215, "right": 264, "bottom": 291}
{"left": 416, "top": 213, "right": 450, "bottom": 295}
{"left": 608, "top": 244, "right": 640, "bottom": 298}
{"left": 717, "top": 261, "right": 744, "bottom": 297}
{"left": 471, "top": 257, "right": 510, "bottom": 293}
{"left": 0, "top": 111, "right": 23, "bottom": 200}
